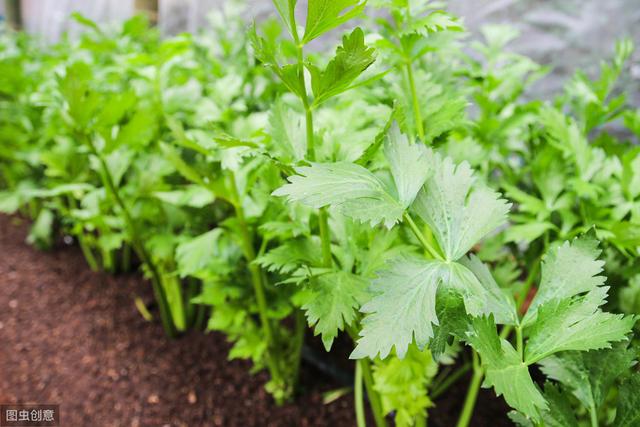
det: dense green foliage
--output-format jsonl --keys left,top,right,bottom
{"left": 1, "top": 1, "right": 639, "bottom": 425}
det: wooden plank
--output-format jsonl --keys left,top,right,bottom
{"left": 134, "top": 0, "right": 158, "bottom": 26}
{"left": 4, "top": 0, "right": 21, "bottom": 30}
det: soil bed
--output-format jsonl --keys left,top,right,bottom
{"left": 0, "top": 214, "right": 510, "bottom": 426}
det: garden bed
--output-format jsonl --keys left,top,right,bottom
{"left": 0, "top": 214, "right": 510, "bottom": 426}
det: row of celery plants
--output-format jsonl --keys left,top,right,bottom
{"left": 1, "top": 1, "right": 640, "bottom": 425}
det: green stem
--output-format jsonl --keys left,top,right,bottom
{"left": 66, "top": 195, "right": 99, "bottom": 272}
{"left": 499, "top": 259, "right": 540, "bottom": 340}
{"left": 292, "top": 25, "right": 333, "bottom": 270}
{"left": 303, "top": 102, "right": 316, "bottom": 161}
{"left": 430, "top": 366, "right": 452, "bottom": 392}
{"left": 290, "top": 309, "right": 306, "bottom": 392}
{"left": 83, "top": 133, "right": 175, "bottom": 337}
{"left": 78, "top": 236, "right": 99, "bottom": 272}
{"left": 403, "top": 212, "right": 443, "bottom": 261}
{"left": 292, "top": 19, "right": 316, "bottom": 162}
{"left": 456, "top": 351, "right": 483, "bottom": 427}
{"left": 431, "top": 362, "right": 471, "bottom": 399}
{"left": 229, "top": 174, "right": 284, "bottom": 395}
{"left": 361, "top": 357, "right": 388, "bottom": 427}
{"left": 347, "top": 326, "right": 387, "bottom": 427}
{"left": 318, "top": 207, "right": 332, "bottom": 266}
{"left": 516, "top": 325, "right": 524, "bottom": 360}
{"left": 121, "top": 243, "right": 132, "bottom": 272}
{"left": 355, "top": 360, "right": 366, "bottom": 427}
{"left": 406, "top": 62, "right": 425, "bottom": 141}
{"left": 589, "top": 402, "right": 599, "bottom": 427}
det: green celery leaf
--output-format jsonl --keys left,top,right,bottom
{"left": 308, "top": 27, "right": 375, "bottom": 105}
{"left": 467, "top": 316, "right": 547, "bottom": 419}
{"left": 350, "top": 256, "right": 482, "bottom": 359}
{"left": 412, "top": 154, "right": 511, "bottom": 261}
{"left": 249, "top": 27, "right": 305, "bottom": 97}
{"left": 153, "top": 185, "right": 215, "bottom": 208}
{"left": 429, "top": 289, "right": 469, "bottom": 359}
{"left": 459, "top": 255, "right": 518, "bottom": 325}
{"left": 255, "top": 237, "right": 323, "bottom": 274}
{"left": 27, "top": 208, "right": 55, "bottom": 250}
{"left": 59, "top": 61, "right": 100, "bottom": 128}
{"left": 614, "top": 374, "right": 640, "bottom": 427}
{"left": 523, "top": 238, "right": 606, "bottom": 324}
{"left": 268, "top": 99, "right": 306, "bottom": 162}
{"left": 302, "top": 0, "right": 366, "bottom": 44}
{"left": 299, "top": 271, "right": 369, "bottom": 350}
{"left": 538, "top": 345, "right": 636, "bottom": 412}
{"left": 538, "top": 382, "right": 579, "bottom": 427}
{"left": 272, "top": 0, "right": 298, "bottom": 37}
{"left": 372, "top": 345, "right": 438, "bottom": 426}
{"left": 508, "top": 411, "right": 534, "bottom": 427}
{"left": 110, "top": 109, "right": 159, "bottom": 149}
{"left": 272, "top": 162, "right": 404, "bottom": 228}
{"left": 351, "top": 257, "right": 443, "bottom": 359}
{"left": 273, "top": 125, "right": 432, "bottom": 228}
{"left": 384, "top": 123, "right": 432, "bottom": 207}
{"left": 399, "top": 10, "right": 464, "bottom": 36}
{"left": 175, "top": 229, "right": 239, "bottom": 279}
{"left": 524, "top": 288, "right": 635, "bottom": 363}
{"left": 503, "top": 222, "right": 555, "bottom": 244}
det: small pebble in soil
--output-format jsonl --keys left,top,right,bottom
{"left": 187, "top": 391, "right": 197, "bottom": 404}
{"left": 147, "top": 394, "right": 160, "bottom": 404}
{"left": 9, "top": 299, "right": 18, "bottom": 308}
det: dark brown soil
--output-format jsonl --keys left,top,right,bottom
{"left": 0, "top": 214, "right": 511, "bottom": 427}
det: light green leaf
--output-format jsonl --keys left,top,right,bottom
{"left": 399, "top": 10, "right": 464, "bottom": 36}
{"left": 412, "top": 154, "right": 510, "bottom": 261}
{"left": 27, "top": 208, "right": 55, "bottom": 250}
{"left": 249, "top": 27, "right": 306, "bottom": 98}
{"left": 175, "top": 229, "right": 239, "bottom": 279}
{"left": 153, "top": 185, "right": 215, "bottom": 208}
{"left": 308, "top": 27, "right": 375, "bottom": 105}
{"left": 351, "top": 248, "right": 515, "bottom": 360}
{"left": 373, "top": 345, "right": 438, "bottom": 426}
{"left": 302, "top": 0, "right": 366, "bottom": 44}
{"left": 429, "top": 289, "right": 468, "bottom": 358}
{"left": 508, "top": 411, "right": 535, "bottom": 427}
{"left": 459, "top": 255, "right": 518, "bottom": 325}
{"left": 351, "top": 256, "right": 483, "bottom": 359}
{"left": 620, "top": 274, "right": 640, "bottom": 314}
{"left": 268, "top": 99, "right": 306, "bottom": 162}
{"left": 467, "top": 316, "right": 547, "bottom": 419}
{"left": 273, "top": 125, "right": 432, "bottom": 228}
{"left": 524, "top": 289, "right": 635, "bottom": 364}
{"left": 539, "top": 345, "right": 636, "bottom": 413}
{"left": 272, "top": 0, "right": 298, "bottom": 37}
{"left": 539, "top": 382, "right": 579, "bottom": 427}
{"left": 272, "top": 162, "right": 404, "bottom": 228}
{"left": 0, "top": 191, "right": 22, "bottom": 213}
{"left": 114, "top": 107, "right": 157, "bottom": 148}
{"left": 504, "top": 222, "right": 555, "bottom": 244}
{"left": 384, "top": 123, "right": 431, "bottom": 207}
{"left": 300, "top": 271, "right": 369, "bottom": 350}
{"left": 25, "top": 183, "right": 94, "bottom": 199}
{"left": 614, "top": 374, "right": 640, "bottom": 427}
{"left": 176, "top": 229, "right": 223, "bottom": 277}
{"left": 351, "top": 257, "right": 445, "bottom": 359}
{"left": 255, "top": 237, "right": 322, "bottom": 274}
{"left": 523, "top": 238, "right": 606, "bottom": 324}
